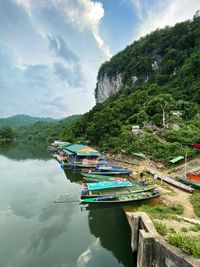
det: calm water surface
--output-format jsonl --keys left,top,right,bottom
{"left": 0, "top": 142, "right": 135, "bottom": 267}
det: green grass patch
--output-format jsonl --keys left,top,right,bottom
{"left": 154, "top": 221, "right": 167, "bottom": 236}
{"left": 181, "top": 227, "right": 189, "bottom": 233}
{"left": 137, "top": 204, "right": 184, "bottom": 219}
{"left": 168, "top": 234, "right": 200, "bottom": 258}
{"left": 191, "top": 191, "right": 200, "bottom": 217}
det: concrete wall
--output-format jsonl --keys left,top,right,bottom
{"left": 125, "top": 212, "right": 200, "bottom": 267}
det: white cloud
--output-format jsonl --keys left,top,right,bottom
{"left": 131, "top": 0, "right": 143, "bottom": 19}
{"left": 135, "top": 0, "right": 200, "bottom": 39}
{"left": 15, "top": 0, "right": 112, "bottom": 58}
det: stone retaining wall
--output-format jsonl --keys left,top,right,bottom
{"left": 125, "top": 212, "right": 200, "bottom": 267}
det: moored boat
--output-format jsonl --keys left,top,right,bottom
{"left": 81, "top": 188, "right": 160, "bottom": 204}
{"left": 84, "top": 170, "right": 132, "bottom": 175}
{"left": 146, "top": 167, "right": 194, "bottom": 193}
{"left": 81, "top": 183, "right": 156, "bottom": 198}
{"left": 179, "top": 178, "right": 200, "bottom": 189}
{"left": 82, "top": 173, "right": 128, "bottom": 182}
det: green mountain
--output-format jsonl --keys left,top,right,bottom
{"left": 16, "top": 115, "right": 81, "bottom": 143}
{"left": 0, "top": 114, "right": 55, "bottom": 128}
{"left": 61, "top": 15, "right": 200, "bottom": 163}
{"left": 10, "top": 15, "right": 200, "bottom": 163}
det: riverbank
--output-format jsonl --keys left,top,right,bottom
{"left": 111, "top": 155, "right": 200, "bottom": 261}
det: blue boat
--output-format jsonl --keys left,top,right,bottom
{"left": 96, "top": 166, "right": 131, "bottom": 172}
{"left": 84, "top": 180, "right": 133, "bottom": 191}
{"left": 86, "top": 170, "right": 132, "bottom": 175}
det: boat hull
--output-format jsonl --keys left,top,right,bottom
{"left": 81, "top": 185, "right": 156, "bottom": 199}
{"left": 179, "top": 178, "right": 200, "bottom": 189}
{"left": 81, "top": 190, "right": 160, "bottom": 204}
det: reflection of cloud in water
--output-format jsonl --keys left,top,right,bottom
{"left": 77, "top": 248, "right": 92, "bottom": 266}
{"left": 0, "top": 156, "right": 68, "bottom": 220}
{"left": 77, "top": 238, "right": 100, "bottom": 267}
{"left": 29, "top": 207, "right": 73, "bottom": 255}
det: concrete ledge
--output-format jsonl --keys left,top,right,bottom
{"left": 125, "top": 212, "right": 200, "bottom": 267}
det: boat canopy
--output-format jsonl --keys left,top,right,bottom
{"left": 87, "top": 180, "right": 132, "bottom": 190}
{"left": 169, "top": 156, "right": 184, "bottom": 164}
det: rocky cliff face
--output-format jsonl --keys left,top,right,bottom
{"left": 95, "top": 73, "right": 123, "bottom": 103}
{"left": 95, "top": 73, "right": 137, "bottom": 103}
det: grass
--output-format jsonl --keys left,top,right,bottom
{"left": 154, "top": 221, "right": 167, "bottom": 236}
{"left": 137, "top": 203, "right": 184, "bottom": 219}
{"left": 191, "top": 191, "right": 200, "bottom": 217}
{"left": 181, "top": 224, "right": 200, "bottom": 233}
{"left": 168, "top": 234, "right": 200, "bottom": 258}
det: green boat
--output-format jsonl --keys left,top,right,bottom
{"left": 81, "top": 183, "right": 156, "bottom": 198}
{"left": 81, "top": 173, "right": 128, "bottom": 182}
{"left": 179, "top": 178, "right": 200, "bottom": 189}
{"left": 81, "top": 189, "right": 160, "bottom": 204}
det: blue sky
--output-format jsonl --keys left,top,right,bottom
{"left": 0, "top": 0, "right": 199, "bottom": 118}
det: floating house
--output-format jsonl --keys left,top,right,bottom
{"left": 63, "top": 144, "right": 101, "bottom": 162}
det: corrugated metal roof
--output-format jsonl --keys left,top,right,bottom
{"left": 169, "top": 156, "right": 184, "bottom": 163}
{"left": 65, "top": 144, "right": 86, "bottom": 152}
{"left": 133, "top": 152, "right": 146, "bottom": 158}
{"left": 76, "top": 151, "right": 101, "bottom": 156}
{"left": 57, "top": 142, "right": 71, "bottom": 148}
{"left": 63, "top": 149, "right": 74, "bottom": 156}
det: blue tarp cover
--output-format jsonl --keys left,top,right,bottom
{"left": 87, "top": 180, "right": 132, "bottom": 190}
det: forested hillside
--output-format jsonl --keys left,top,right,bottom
{"left": 61, "top": 15, "right": 200, "bottom": 163}
{"left": 0, "top": 114, "right": 55, "bottom": 128}
{"left": 8, "top": 16, "right": 200, "bottom": 163}
{"left": 16, "top": 115, "right": 81, "bottom": 142}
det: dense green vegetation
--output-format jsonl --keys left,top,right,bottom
{"left": 59, "top": 16, "right": 200, "bottom": 163}
{"left": 16, "top": 115, "right": 81, "bottom": 143}
{"left": 4, "top": 16, "right": 200, "bottom": 164}
{"left": 0, "top": 114, "right": 55, "bottom": 128}
{"left": 0, "top": 126, "right": 16, "bottom": 143}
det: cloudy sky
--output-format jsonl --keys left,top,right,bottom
{"left": 0, "top": 0, "right": 199, "bottom": 118}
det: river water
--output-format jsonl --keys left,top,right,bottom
{"left": 0, "top": 142, "right": 136, "bottom": 267}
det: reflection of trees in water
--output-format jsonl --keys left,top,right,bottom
{"left": 87, "top": 206, "right": 135, "bottom": 267}
{"left": 63, "top": 167, "right": 83, "bottom": 184}
{"left": 0, "top": 141, "right": 50, "bottom": 160}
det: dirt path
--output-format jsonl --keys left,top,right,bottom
{"left": 161, "top": 185, "right": 197, "bottom": 218}
{"left": 118, "top": 159, "right": 197, "bottom": 219}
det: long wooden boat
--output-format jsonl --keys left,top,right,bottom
{"left": 81, "top": 183, "right": 156, "bottom": 198}
{"left": 186, "top": 173, "right": 200, "bottom": 183}
{"left": 96, "top": 166, "right": 130, "bottom": 172}
{"left": 179, "top": 178, "right": 200, "bottom": 189}
{"left": 146, "top": 167, "right": 194, "bottom": 193}
{"left": 82, "top": 173, "right": 128, "bottom": 181}
{"left": 85, "top": 170, "right": 132, "bottom": 175}
{"left": 81, "top": 189, "right": 160, "bottom": 204}
{"left": 83, "top": 177, "right": 126, "bottom": 182}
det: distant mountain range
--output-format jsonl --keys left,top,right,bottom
{"left": 0, "top": 114, "right": 56, "bottom": 128}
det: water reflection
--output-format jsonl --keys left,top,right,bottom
{"left": 0, "top": 141, "right": 50, "bottom": 160}
{"left": 87, "top": 207, "right": 134, "bottom": 267}
{"left": 0, "top": 143, "right": 136, "bottom": 267}
{"left": 63, "top": 167, "right": 135, "bottom": 267}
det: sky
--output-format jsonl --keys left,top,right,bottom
{"left": 0, "top": 0, "right": 199, "bottom": 118}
